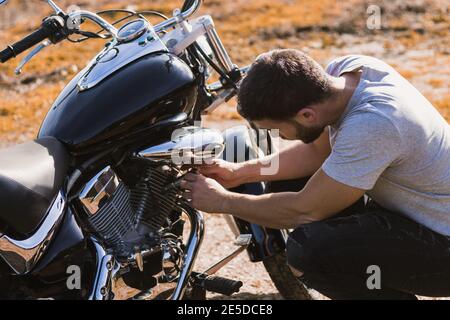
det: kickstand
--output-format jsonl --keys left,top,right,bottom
{"left": 204, "top": 234, "right": 252, "bottom": 275}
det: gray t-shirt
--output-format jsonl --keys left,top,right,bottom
{"left": 322, "top": 55, "right": 450, "bottom": 236}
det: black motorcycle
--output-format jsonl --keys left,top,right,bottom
{"left": 0, "top": 0, "right": 310, "bottom": 300}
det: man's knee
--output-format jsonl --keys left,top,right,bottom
{"left": 285, "top": 225, "right": 320, "bottom": 277}
{"left": 286, "top": 220, "right": 338, "bottom": 276}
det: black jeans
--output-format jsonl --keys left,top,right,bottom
{"left": 267, "top": 179, "right": 450, "bottom": 300}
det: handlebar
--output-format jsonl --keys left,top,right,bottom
{"left": 154, "top": 0, "right": 203, "bottom": 33}
{"left": 0, "top": 27, "right": 49, "bottom": 63}
{"left": 0, "top": 0, "right": 202, "bottom": 64}
{"left": 0, "top": 15, "right": 67, "bottom": 63}
{"left": 68, "top": 10, "right": 118, "bottom": 39}
{"left": 64, "top": 0, "right": 202, "bottom": 39}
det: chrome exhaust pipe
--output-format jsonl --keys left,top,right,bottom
{"left": 171, "top": 205, "right": 205, "bottom": 300}
{"left": 87, "top": 206, "right": 204, "bottom": 300}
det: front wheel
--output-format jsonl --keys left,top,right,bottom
{"left": 263, "top": 252, "right": 312, "bottom": 300}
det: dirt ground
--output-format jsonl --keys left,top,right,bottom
{"left": 195, "top": 213, "right": 327, "bottom": 300}
{"left": 195, "top": 214, "right": 283, "bottom": 300}
{"left": 0, "top": 0, "right": 449, "bottom": 300}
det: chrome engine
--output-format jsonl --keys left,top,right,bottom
{"left": 78, "top": 127, "right": 223, "bottom": 296}
{"left": 79, "top": 161, "right": 183, "bottom": 259}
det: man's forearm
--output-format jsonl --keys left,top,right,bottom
{"left": 238, "top": 135, "right": 331, "bottom": 184}
{"left": 221, "top": 191, "right": 318, "bottom": 229}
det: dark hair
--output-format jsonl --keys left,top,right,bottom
{"left": 237, "top": 49, "right": 333, "bottom": 121}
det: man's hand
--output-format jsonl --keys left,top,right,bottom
{"left": 198, "top": 159, "right": 248, "bottom": 189}
{"left": 198, "top": 130, "right": 332, "bottom": 189}
{"left": 180, "top": 173, "right": 232, "bottom": 213}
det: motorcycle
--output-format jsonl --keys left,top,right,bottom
{"left": 0, "top": 0, "right": 311, "bottom": 300}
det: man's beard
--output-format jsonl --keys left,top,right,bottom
{"left": 289, "top": 120, "right": 325, "bottom": 144}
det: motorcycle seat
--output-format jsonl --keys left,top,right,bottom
{"left": 0, "top": 138, "right": 69, "bottom": 238}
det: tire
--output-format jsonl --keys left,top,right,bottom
{"left": 263, "top": 252, "right": 312, "bottom": 300}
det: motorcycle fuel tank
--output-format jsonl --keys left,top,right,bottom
{"left": 38, "top": 34, "right": 197, "bottom": 154}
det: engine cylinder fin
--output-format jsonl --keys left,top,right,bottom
{"left": 88, "top": 184, "right": 136, "bottom": 246}
{"left": 84, "top": 162, "right": 181, "bottom": 253}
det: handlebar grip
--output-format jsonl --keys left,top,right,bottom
{"left": 0, "top": 27, "right": 49, "bottom": 63}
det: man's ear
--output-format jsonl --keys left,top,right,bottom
{"left": 296, "top": 108, "right": 317, "bottom": 124}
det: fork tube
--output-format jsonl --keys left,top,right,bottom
{"left": 171, "top": 206, "right": 205, "bottom": 300}
{"left": 206, "top": 28, "right": 235, "bottom": 73}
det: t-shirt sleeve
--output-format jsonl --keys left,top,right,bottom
{"left": 322, "top": 110, "right": 403, "bottom": 190}
{"left": 325, "top": 59, "right": 339, "bottom": 76}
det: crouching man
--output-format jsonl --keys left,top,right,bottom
{"left": 181, "top": 50, "right": 450, "bottom": 299}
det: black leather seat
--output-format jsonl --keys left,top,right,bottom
{"left": 0, "top": 138, "right": 69, "bottom": 238}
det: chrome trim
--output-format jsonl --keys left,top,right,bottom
{"left": 202, "top": 88, "right": 235, "bottom": 115}
{"left": 79, "top": 166, "right": 120, "bottom": 215}
{"left": 0, "top": 191, "right": 66, "bottom": 275}
{"left": 171, "top": 205, "right": 204, "bottom": 300}
{"left": 15, "top": 40, "right": 51, "bottom": 75}
{"left": 203, "top": 65, "right": 251, "bottom": 115}
{"left": 75, "top": 0, "right": 201, "bottom": 91}
{"left": 206, "top": 65, "right": 251, "bottom": 92}
{"left": 46, "top": 0, "right": 64, "bottom": 15}
{"left": 88, "top": 237, "right": 118, "bottom": 300}
{"left": 180, "top": 0, "right": 203, "bottom": 20}
{"left": 77, "top": 21, "right": 167, "bottom": 91}
{"left": 117, "top": 19, "right": 149, "bottom": 43}
{"left": 67, "top": 1, "right": 202, "bottom": 41}
{"left": 206, "top": 27, "right": 235, "bottom": 72}
{"left": 68, "top": 11, "right": 118, "bottom": 39}
{"left": 162, "top": 15, "right": 215, "bottom": 56}
{"left": 139, "top": 127, "right": 224, "bottom": 163}
{"left": 207, "top": 81, "right": 226, "bottom": 92}
{"left": 153, "top": 0, "right": 203, "bottom": 34}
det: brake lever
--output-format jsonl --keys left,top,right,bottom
{"left": 15, "top": 40, "right": 51, "bottom": 75}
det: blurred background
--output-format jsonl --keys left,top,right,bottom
{"left": 0, "top": 0, "right": 449, "bottom": 147}
{"left": 0, "top": 0, "right": 449, "bottom": 299}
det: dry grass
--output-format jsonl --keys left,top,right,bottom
{"left": 432, "top": 93, "right": 450, "bottom": 120}
{"left": 0, "top": 1, "right": 448, "bottom": 145}
{"left": 428, "top": 78, "right": 445, "bottom": 88}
